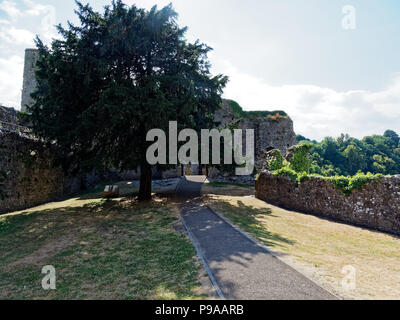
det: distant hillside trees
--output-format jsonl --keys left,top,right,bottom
{"left": 297, "top": 130, "right": 400, "bottom": 176}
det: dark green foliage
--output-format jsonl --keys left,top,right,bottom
{"left": 28, "top": 1, "right": 227, "bottom": 200}
{"left": 296, "top": 134, "right": 317, "bottom": 144}
{"left": 288, "top": 143, "right": 313, "bottom": 173}
{"left": 273, "top": 167, "right": 383, "bottom": 196}
{"left": 384, "top": 130, "right": 399, "bottom": 147}
{"left": 266, "top": 149, "right": 284, "bottom": 171}
{"left": 228, "top": 100, "right": 245, "bottom": 118}
{"left": 323, "top": 173, "right": 383, "bottom": 196}
{"left": 271, "top": 142, "right": 384, "bottom": 196}
{"left": 300, "top": 132, "right": 400, "bottom": 176}
{"left": 273, "top": 166, "right": 300, "bottom": 182}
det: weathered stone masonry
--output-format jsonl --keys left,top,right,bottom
{"left": 0, "top": 131, "right": 109, "bottom": 214}
{"left": 214, "top": 100, "right": 297, "bottom": 170}
{"left": 256, "top": 172, "right": 400, "bottom": 235}
{"left": 0, "top": 132, "right": 64, "bottom": 214}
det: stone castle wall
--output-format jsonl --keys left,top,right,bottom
{"left": 0, "top": 108, "right": 107, "bottom": 214}
{"left": 256, "top": 171, "right": 400, "bottom": 235}
{"left": 0, "top": 105, "right": 18, "bottom": 125}
{"left": 0, "top": 132, "right": 64, "bottom": 213}
{"left": 214, "top": 100, "right": 297, "bottom": 170}
{"left": 0, "top": 131, "right": 112, "bottom": 214}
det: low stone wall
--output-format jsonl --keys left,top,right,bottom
{"left": 255, "top": 171, "right": 400, "bottom": 235}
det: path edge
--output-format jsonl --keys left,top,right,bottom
{"left": 205, "top": 205, "right": 342, "bottom": 300}
{"left": 181, "top": 214, "right": 226, "bottom": 300}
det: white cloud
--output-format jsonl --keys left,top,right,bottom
{"left": 0, "top": 55, "right": 23, "bottom": 109}
{"left": 218, "top": 60, "right": 400, "bottom": 140}
{"left": 22, "top": 0, "right": 57, "bottom": 42}
{"left": 0, "top": 0, "right": 57, "bottom": 46}
{"left": 0, "top": 0, "right": 58, "bottom": 108}
{"left": 0, "top": 0, "right": 21, "bottom": 20}
{"left": 0, "top": 26, "right": 35, "bottom": 45}
{"left": 23, "top": 0, "right": 50, "bottom": 16}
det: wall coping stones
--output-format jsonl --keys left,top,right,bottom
{"left": 256, "top": 171, "right": 400, "bottom": 235}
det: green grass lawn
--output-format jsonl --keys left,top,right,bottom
{"left": 0, "top": 189, "right": 207, "bottom": 300}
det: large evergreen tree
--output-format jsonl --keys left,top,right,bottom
{"left": 29, "top": 1, "right": 227, "bottom": 200}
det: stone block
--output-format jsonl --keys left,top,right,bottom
{"left": 103, "top": 185, "right": 120, "bottom": 198}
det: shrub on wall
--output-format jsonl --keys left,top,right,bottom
{"left": 270, "top": 142, "right": 384, "bottom": 196}
{"left": 274, "top": 166, "right": 299, "bottom": 181}
{"left": 273, "top": 169, "right": 383, "bottom": 196}
{"left": 287, "top": 143, "right": 313, "bottom": 174}
{"left": 323, "top": 172, "right": 383, "bottom": 196}
{"left": 267, "top": 149, "right": 285, "bottom": 171}
{"left": 227, "top": 99, "right": 288, "bottom": 120}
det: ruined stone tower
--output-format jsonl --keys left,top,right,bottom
{"left": 214, "top": 100, "right": 297, "bottom": 170}
{"left": 21, "top": 49, "right": 39, "bottom": 112}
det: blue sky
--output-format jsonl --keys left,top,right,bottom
{"left": 1, "top": 0, "right": 400, "bottom": 140}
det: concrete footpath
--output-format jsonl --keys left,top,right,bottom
{"left": 176, "top": 176, "right": 337, "bottom": 300}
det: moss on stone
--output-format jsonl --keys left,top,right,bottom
{"left": 273, "top": 168, "right": 384, "bottom": 196}
{"left": 226, "top": 99, "right": 287, "bottom": 120}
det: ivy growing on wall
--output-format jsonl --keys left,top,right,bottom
{"left": 227, "top": 100, "right": 287, "bottom": 120}
{"left": 273, "top": 169, "right": 383, "bottom": 196}
{"left": 323, "top": 172, "right": 384, "bottom": 196}
{"left": 287, "top": 142, "right": 313, "bottom": 173}
{"left": 266, "top": 149, "right": 285, "bottom": 171}
{"left": 269, "top": 143, "right": 384, "bottom": 196}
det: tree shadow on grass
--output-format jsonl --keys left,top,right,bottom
{"left": 203, "top": 183, "right": 254, "bottom": 197}
{"left": 211, "top": 199, "right": 295, "bottom": 249}
{"left": 77, "top": 181, "right": 139, "bottom": 200}
{"left": 0, "top": 198, "right": 205, "bottom": 300}
{"left": 77, "top": 180, "right": 179, "bottom": 201}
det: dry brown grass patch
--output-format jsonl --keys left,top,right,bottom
{"left": 204, "top": 184, "right": 400, "bottom": 300}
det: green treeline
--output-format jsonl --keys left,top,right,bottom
{"left": 265, "top": 143, "right": 384, "bottom": 196}
{"left": 297, "top": 130, "right": 400, "bottom": 176}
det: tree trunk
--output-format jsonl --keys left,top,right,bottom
{"left": 139, "top": 163, "right": 152, "bottom": 201}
